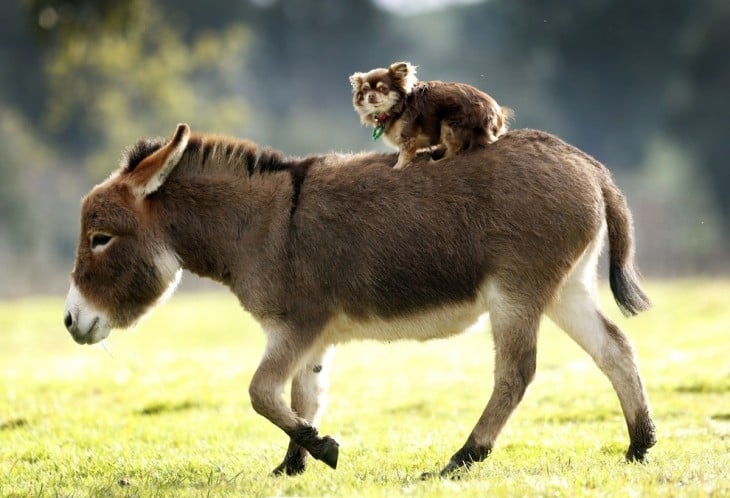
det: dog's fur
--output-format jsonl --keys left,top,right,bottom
{"left": 350, "top": 62, "right": 513, "bottom": 169}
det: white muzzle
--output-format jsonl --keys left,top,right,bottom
{"left": 63, "top": 283, "right": 112, "bottom": 345}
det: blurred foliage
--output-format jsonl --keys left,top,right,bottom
{"left": 497, "top": 0, "right": 730, "bottom": 228}
{"left": 624, "top": 136, "right": 723, "bottom": 274}
{"left": 0, "top": 112, "right": 46, "bottom": 251}
{"left": 26, "top": 0, "right": 250, "bottom": 177}
{"left": 0, "top": 0, "right": 728, "bottom": 294}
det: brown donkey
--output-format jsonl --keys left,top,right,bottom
{"left": 63, "top": 124, "right": 655, "bottom": 476}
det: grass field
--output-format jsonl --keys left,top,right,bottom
{"left": 1, "top": 280, "right": 728, "bottom": 497}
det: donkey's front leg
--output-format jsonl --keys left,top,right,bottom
{"left": 248, "top": 325, "right": 339, "bottom": 471}
{"left": 272, "top": 346, "right": 335, "bottom": 476}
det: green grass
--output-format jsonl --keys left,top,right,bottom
{"left": 1, "top": 280, "right": 729, "bottom": 497}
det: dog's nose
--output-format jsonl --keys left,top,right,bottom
{"left": 367, "top": 93, "right": 378, "bottom": 104}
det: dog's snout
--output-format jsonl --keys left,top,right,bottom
{"left": 367, "top": 93, "right": 379, "bottom": 104}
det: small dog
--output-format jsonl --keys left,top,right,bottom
{"left": 350, "top": 62, "right": 513, "bottom": 169}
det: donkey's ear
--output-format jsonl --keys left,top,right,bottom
{"left": 129, "top": 123, "right": 190, "bottom": 198}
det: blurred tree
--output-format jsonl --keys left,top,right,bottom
{"left": 664, "top": 0, "right": 730, "bottom": 234}
{"left": 23, "top": 0, "right": 140, "bottom": 37}
{"left": 473, "top": 0, "right": 730, "bottom": 243}
{"left": 477, "top": 0, "right": 693, "bottom": 164}
{"left": 16, "top": 0, "right": 251, "bottom": 177}
{"left": 243, "top": 0, "right": 399, "bottom": 116}
{"left": 0, "top": 113, "right": 44, "bottom": 252}
{"left": 0, "top": 2, "right": 50, "bottom": 139}
{"left": 176, "top": 0, "right": 416, "bottom": 153}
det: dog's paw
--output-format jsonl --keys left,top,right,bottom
{"left": 393, "top": 159, "right": 411, "bottom": 170}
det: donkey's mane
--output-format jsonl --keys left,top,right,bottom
{"left": 122, "top": 132, "right": 397, "bottom": 218}
{"left": 122, "top": 137, "right": 166, "bottom": 172}
{"left": 122, "top": 133, "right": 323, "bottom": 215}
{"left": 137, "top": 132, "right": 324, "bottom": 181}
{"left": 179, "top": 134, "right": 260, "bottom": 177}
{"left": 123, "top": 131, "right": 397, "bottom": 183}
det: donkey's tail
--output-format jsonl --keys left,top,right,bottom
{"left": 600, "top": 169, "right": 651, "bottom": 317}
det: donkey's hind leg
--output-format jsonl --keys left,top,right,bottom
{"left": 546, "top": 239, "right": 656, "bottom": 462}
{"left": 438, "top": 282, "right": 540, "bottom": 476}
{"left": 272, "top": 346, "right": 335, "bottom": 475}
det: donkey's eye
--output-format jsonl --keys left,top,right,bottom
{"left": 90, "top": 233, "right": 113, "bottom": 250}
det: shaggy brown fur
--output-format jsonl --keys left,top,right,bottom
{"left": 64, "top": 124, "right": 654, "bottom": 476}
{"left": 350, "top": 62, "right": 513, "bottom": 169}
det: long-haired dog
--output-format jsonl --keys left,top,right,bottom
{"left": 350, "top": 62, "right": 513, "bottom": 169}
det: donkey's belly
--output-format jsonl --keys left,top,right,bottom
{"left": 322, "top": 289, "right": 490, "bottom": 344}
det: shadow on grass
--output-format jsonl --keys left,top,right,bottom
{"left": 673, "top": 378, "right": 730, "bottom": 394}
{"left": 0, "top": 417, "right": 29, "bottom": 431}
{"left": 535, "top": 412, "right": 616, "bottom": 424}
{"left": 136, "top": 400, "right": 204, "bottom": 416}
{"left": 385, "top": 401, "right": 430, "bottom": 415}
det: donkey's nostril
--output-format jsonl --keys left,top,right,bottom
{"left": 64, "top": 312, "right": 74, "bottom": 331}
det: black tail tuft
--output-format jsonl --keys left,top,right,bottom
{"left": 609, "top": 263, "right": 651, "bottom": 317}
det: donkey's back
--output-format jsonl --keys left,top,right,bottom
{"left": 291, "top": 131, "right": 609, "bottom": 325}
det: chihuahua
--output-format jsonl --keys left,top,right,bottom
{"left": 350, "top": 62, "right": 513, "bottom": 169}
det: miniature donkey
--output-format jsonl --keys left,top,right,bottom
{"left": 63, "top": 123, "right": 655, "bottom": 476}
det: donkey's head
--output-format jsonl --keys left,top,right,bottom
{"left": 63, "top": 124, "right": 190, "bottom": 344}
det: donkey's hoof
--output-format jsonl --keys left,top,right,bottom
{"left": 436, "top": 443, "right": 490, "bottom": 477}
{"left": 419, "top": 462, "right": 466, "bottom": 480}
{"left": 625, "top": 444, "right": 649, "bottom": 463}
{"left": 271, "top": 442, "right": 308, "bottom": 476}
{"left": 271, "top": 459, "right": 306, "bottom": 476}
{"left": 316, "top": 436, "right": 339, "bottom": 469}
{"left": 289, "top": 426, "right": 339, "bottom": 469}
{"left": 419, "top": 470, "right": 442, "bottom": 480}
{"left": 438, "top": 460, "right": 468, "bottom": 479}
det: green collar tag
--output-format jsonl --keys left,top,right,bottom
{"left": 372, "top": 124, "right": 385, "bottom": 141}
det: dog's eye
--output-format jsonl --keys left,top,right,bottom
{"left": 379, "top": 84, "right": 389, "bottom": 93}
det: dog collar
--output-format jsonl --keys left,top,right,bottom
{"left": 372, "top": 114, "right": 389, "bottom": 141}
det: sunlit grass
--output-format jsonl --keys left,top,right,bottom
{"left": 1, "top": 281, "right": 728, "bottom": 496}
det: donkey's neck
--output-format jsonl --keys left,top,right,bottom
{"left": 154, "top": 135, "right": 301, "bottom": 291}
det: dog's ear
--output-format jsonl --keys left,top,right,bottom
{"left": 494, "top": 105, "right": 514, "bottom": 137}
{"left": 349, "top": 72, "right": 365, "bottom": 91}
{"left": 388, "top": 62, "right": 418, "bottom": 93}
{"left": 501, "top": 106, "right": 515, "bottom": 127}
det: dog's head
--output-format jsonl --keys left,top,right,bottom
{"left": 349, "top": 62, "right": 418, "bottom": 124}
